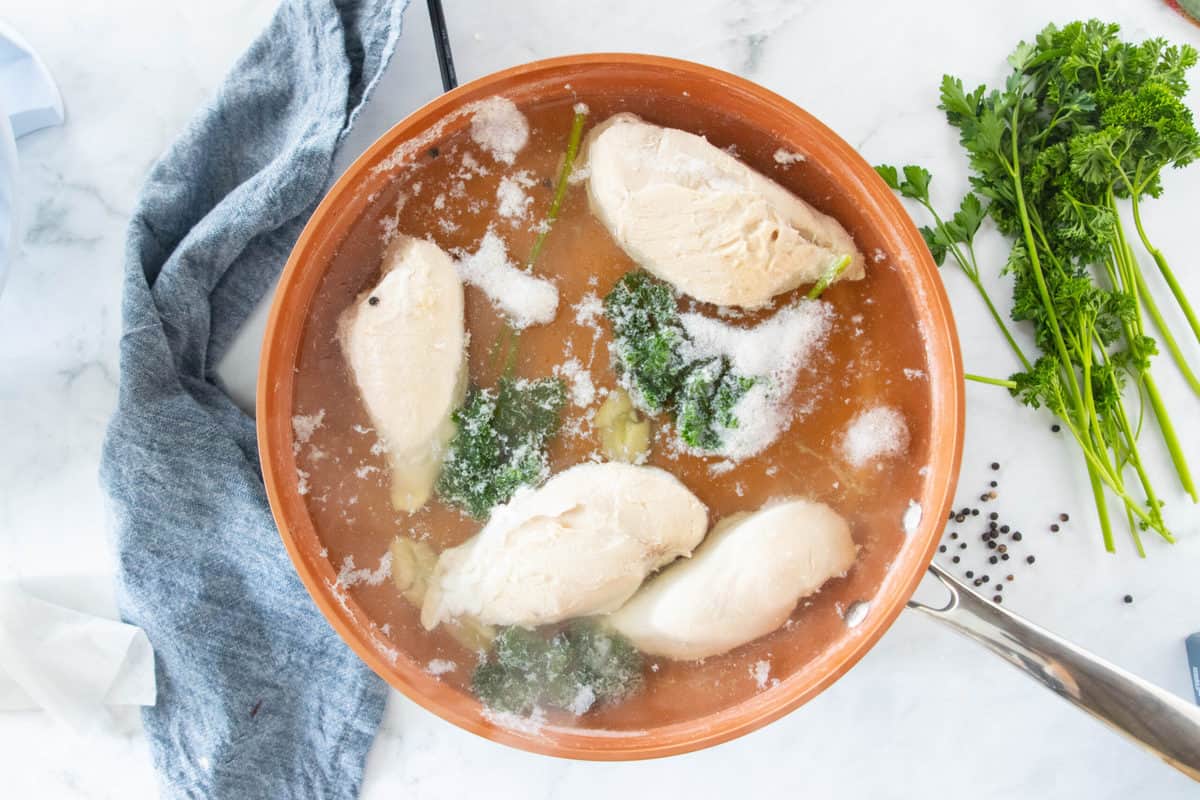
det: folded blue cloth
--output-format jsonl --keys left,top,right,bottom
{"left": 100, "top": 1, "right": 407, "bottom": 795}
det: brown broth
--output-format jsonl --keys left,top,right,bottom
{"left": 290, "top": 94, "right": 932, "bottom": 732}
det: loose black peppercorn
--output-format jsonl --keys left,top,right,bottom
{"left": 1123, "top": 594, "right": 1133, "bottom": 604}
{"left": 1059, "top": 513, "right": 1070, "bottom": 522}
{"left": 1051, "top": 424, "right": 1061, "bottom": 432}
{"left": 989, "top": 512, "right": 999, "bottom": 521}
{"left": 1050, "top": 524, "right": 1060, "bottom": 532}
{"left": 956, "top": 514, "right": 966, "bottom": 523}
{"left": 993, "top": 595, "right": 1003, "bottom": 604}
{"left": 989, "top": 555, "right": 999, "bottom": 564}
{"left": 428, "top": 146, "right": 440, "bottom": 158}
{"left": 997, "top": 544, "right": 1007, "bottom": 554}
{"left": 367, "top": 296, "right": 380, "bottom": 306}
{"left": 1000, "top": 525, "right": 1010, "bottom": 534}
{"left": 952, "top": 556, "right": 960, "bottom": 563}
{"left": 995, "top": 584, "right": 1003, "bottom": 591}
{"left": 980, "top": 494, "right": 989, "bottom": 502}
{"left": 990, "top": 462, "right": 1000, "bottom": 470}
{"left": 974, "top": 579, "right": 984, "bottom": 587}
{"left": 987, "top": 541, "right": 997, "bottom": 550}
{"left": 971, "top": 509, "right": 980, "bottom": 516}
{"left": 989, "top": 480, "right": 998, "bottom": 488}
{"left": 1001, "top": 553, "right": 1010, "bottom": 561}
{"left": 1027, "top": 555, "right": 1036, "bottom": 564}
{"left": 948, "top": 510, "right": 955, "bottom": 520}
{"left": 1012, "top": 532, "right": 1023, "bottom": 541}
{"left": 959, "top": 543, "right": 967, "bottom": 550}
{"left": 939, "top": 545, "right": 947, "bottom": 553}
{"left": 981, "top": 575, "right": 990, "bottom": 583}
{"left": 965, "top": 571, "right": 974, "bottom": 578}
{"left": 950, "top": 532, "right": 958, "bottom": 540}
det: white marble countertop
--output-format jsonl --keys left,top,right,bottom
{"left": 2, "top": 0, "right": 1199, "bottom": 797}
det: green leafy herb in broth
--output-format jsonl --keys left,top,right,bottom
{"left": 676, "top": 360, "right": 754, "bottom": 451}
{"left": 603, "top": 270, "right": 755, "bottom": 451}
{"left": 603, "top": 270, "right": 691, "bottom": 412}
{"left": 471, "top": 622, "right": 643, "bottom": 715}
{"left": 436, "top": 376, "right": 566, "bottom": 519}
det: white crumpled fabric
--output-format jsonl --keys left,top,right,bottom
{"left": 0, "top": 576, "right": 155, "bottom": 733}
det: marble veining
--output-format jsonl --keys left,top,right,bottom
{"left": 2, "top": 1, "right": 1199, "bottom": 798}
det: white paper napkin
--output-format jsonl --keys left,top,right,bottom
{"left": 0, "top": 20, "right": 66, "bottom": 296}
{"left": 0, "top": 21, "right": 66, "bottom": 137}
{"left": 0, "top": 576, "right": 156, "bottom": 733}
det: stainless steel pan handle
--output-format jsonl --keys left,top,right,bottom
{"left": 909, "top": 562, "right": 1200, "bottom": 781}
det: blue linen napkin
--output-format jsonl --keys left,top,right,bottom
{"left": 100, "top": 1, "right": 407, "bottom": 795}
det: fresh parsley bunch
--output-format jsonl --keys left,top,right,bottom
{"left": 878, "top": 20, "right": 1200, "bottom": 554}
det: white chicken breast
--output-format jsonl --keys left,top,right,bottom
{"left": 586, "top": 113, "right": 864, "bottom": 308}
{"left": 420, "top": 463, "right": 708, "bottom": 630}
{"left": 338, "top": 235, "right": 467, "bottom": 512}
{"left": 607, "top": 498, "right": 857, "bottom": 660}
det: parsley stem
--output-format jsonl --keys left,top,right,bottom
{"left": 526, "top": 108, "right": 588, "bottom": 269}
{"left": 1079, "top": 338, "right": 1106, "bottom": 459}
{"left": 1130, "top": 192, "right": 1200, "bottom": 346}
{"left": 1100, "top": 350, "right": 1173, "bottom": 543}
{"left": 1131, "top": 520, "right": 1147, "bottom": 558}
{"left": 1058, "top": 414, "right": 1149, "bottom": 522}
{"left": 1088, "top": 466, "right": 1116, "bottom": 553}
{"left": 1107, "top": 200, "right": 1200, "bottom": 499}
{"left": 1008, "top": 98, "right": 1129, "bottom": 549}
{"left": 1131, "top": 263, "right": 1200, "bottom": 396}
{"left": 1008, "top": 102, "right": 1084, "bottom": 410}
{"left": 1121, "top": 502, "right": 1146, "bottom": 558}
{"left": 924, "top": 203, "right": 1031, "bottom": 370}
{"left": 807, "top": 254, "right": 852, "bottom": 299}
{"left": 503, "top": 329, "right": 522, "bottom": 378}
{"left": 1061, "top": 418, "right": 1159, "bottom": 532}
{"left": 969, "top": 275, "right": 1032, "bottom": 371}
{"left": 964, "top": 373, "right": 1017, "bottom": 389}
{"left": 1141, "top": 371, "right": 1196, "bottom": 503}
{"left": 491, "top": 109, "right": 585, "bottom": 385}
{"left": 487, "top": 324, "right": 513, "bottom": 371}
{"left": 1113, "top": 197, "right": 1200, "bottom": 395}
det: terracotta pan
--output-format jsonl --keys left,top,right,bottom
{"left": 257, "top": 55, "right": 1200, "bottom": 773}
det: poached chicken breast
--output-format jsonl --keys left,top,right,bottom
{"left": 607, "top": 498, "right": 857, "bottom": 660}
{"left": 586, "top": 113, "right": 864, "bottom": 308}
{"left": 421, "top": 462, "right": 708, "bottom": 630}
{"left": 338, "top": 235, "right": 468, "bottom": 512}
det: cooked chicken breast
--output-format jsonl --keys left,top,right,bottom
{"left": 607, "top": 498, "right": 857, "bottom": 660}
{"left": 420, "top": 463, "right": 708, "bottom": 630}
{"left": 338, "top": 235, "right": 467, "bottom": 512}
{"left": 586, "top": 113, "right": 864, "bottom": 308}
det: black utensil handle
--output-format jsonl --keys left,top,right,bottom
{"left": 426, "top": 0, "right": 457, "bottom": 92}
